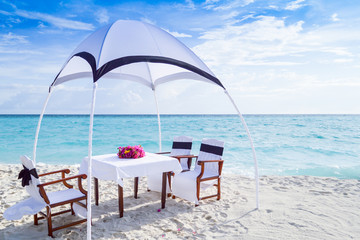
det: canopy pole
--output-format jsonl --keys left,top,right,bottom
{"left": 224, "top": 90, "right": 259, "bottom": 209}
{"left": 153, "top": 88, "right": 162, "bottom": 152}
{"left": 33, "top": 88, "right": 53, "bottom": 165}
{"left": 87, "top": 82, "right": 98, "bottom": 240}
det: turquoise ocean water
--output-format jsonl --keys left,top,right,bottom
{"left": 0, "top": 114, "right": 359, "bottom": 179}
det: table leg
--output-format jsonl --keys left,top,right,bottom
{"left": 134, "top": 177, "right": 139, "bottom": 199}
{"left": 94, "top": 177, "right": 99, "bottom": 206}
{"left": 118, "top": 185, "right": 124, "bottom": 218}
{"left": 161, "top": 172, "right": 167, "bottom": 209}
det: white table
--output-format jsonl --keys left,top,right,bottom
{"left": 79, "top": 152, "right": 182, "bottom": 217}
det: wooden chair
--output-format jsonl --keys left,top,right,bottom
{"left": 147, "top": 136, "right": 193, "bottom": 193}
{"left": 6, "top": 156, "right": 88, "bottom": 238}
{"left": 171, "top": 138, "right": 224, "bottom": 206}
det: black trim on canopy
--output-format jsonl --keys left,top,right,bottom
{"left": 50, "top": 52, "right": 97, "bottom": 91}
{"left": 51, "top": 52, "right": 225, "bottom": 90}
{"left": 96, "top": 55, "right": 225, "bottom": 89}
{"left": 74, "top": 52, "right": 97, "bottom": 78}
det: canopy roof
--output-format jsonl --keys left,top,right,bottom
{"left": 30, "top": 20, "right": 258, "bottom": 240}
{"left": 51, "top": 20, "right": 224, "bottom": 90}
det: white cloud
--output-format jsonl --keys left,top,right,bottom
{"left": 188, "top": 13, "right": 360, "bottom": 113}
{"left": 96, "top": 9, "right": 109, "bottom": 24}
{"left": 221, "top": 11, "right": 240, "bottom": 20}
{"left": 0, "top": 48, "right": 42, "bottom": 54}
{"left": 163, "top": 29, "right": 192, "bottom": 38}
{"left": 205, "top": 0, "right": 220, "bottom": 4}
{"left": 14, "top": 9, "right": 94, "bottom": 30}
{"left": 140, "top": 18, "right": 156, "bottom": 25}
{"left": 8, "top": 17, "right": 21, "bottom": 24}
{"left": 210, "top": 0, "right": 254, "bottom": 11}
{"left": 185, "top": 0, "right": 195, "bottom": 9}
{"left": 0, "top": 10, "right": 12, "bottom": 16}
{"left": 0, "top": 32, "right": 29, "bottom": 45}
{"left": 0, "top": 83, "right": 48, "bottom": 107}
{"left": 0, "top": 85, "right": 22, "bottom": 105}
{"left": 331, "top": 13, "right": 340, "bottom": 22}
{"left": 333, "top": 58, "right": 353, "bottom": 63}
{"left": 37, "top": 22, "right": 46, "bottom": 28}
{"left": 285, "top": 0, "right": 306, "bottom": 11}
{"left": 121, "top": 90, "right": 143, "bottom": 104}
{"left": 194, "top": 16, "right": 305, "bottom": 66}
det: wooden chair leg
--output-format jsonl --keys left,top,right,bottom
{"left": 71, "top": 203, "right": 75, "bottom": 215}
{"left": 167, "top": 173, "right": 172, "bottom": 197}
{"left": 167, "top": 173, "right": 172, "bottom": 189}
{"left": 94, "top": 177, "right": 99, "bottom": 206}
{"left": 196, "top": 179, "right": 200, "bottom": 203}
{"left": 34, "top": 213, "right": 38, "bottom": 225}
{"left": 134, "top": 177, "right": 139, "bottom": 199}
{"left": 217, "top": 178, "right": 221, "bottom": 200}
{"left": 46, "top": 206, "right": 53, "bottom": 237}
{"left": 161, "top": 172, "right": 167, "bottom": 209}
{"left": 118, "top": 185, "right": 124, "bottom": 218}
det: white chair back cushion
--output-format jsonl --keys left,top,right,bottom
{"left": 20, "top": 155, "right": 45, "bottom": 204}
{"left": 194, "top": 138, "right": 224, "bottom": 176}
{"left": 170, "top": 136, "right": 193, "bottom": 170}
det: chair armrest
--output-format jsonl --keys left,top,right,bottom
{"left": 197, "top": 159, "right": 224, "bottom": 163}
{"left": 37, "top": 174, "right": 87, "bottom": 188}
{"left": 156, "top": 151, "right": 171, "bottom": 155}
{"left": 39, "top": 168, "right": 73, "bottom": 188}
{"left": 37, "top": 174, "right": 88, "bottom": 204}
{"left": 197, "top": 160, "right": 224, "bottom": 179}
{"left": 173, "top": 155, "right": 197, "bottom": 170}
{"left": 38, "top": 169, "right": 70, "bottom": 177}
{"left": 172, "top": 155, "right": 197, "bottom": 159}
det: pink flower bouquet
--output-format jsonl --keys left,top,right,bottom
{"left": 117, "top": 145, "right": 145, "bottom": 159}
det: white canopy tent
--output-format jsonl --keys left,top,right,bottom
{"left": 33, "top": 20, "right": 259, "bottom": 239}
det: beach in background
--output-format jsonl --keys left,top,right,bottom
{"left": 1, "top": 114, "right": 360, "bottom": 239}
{"left": 1, "top": 114, "right": 359, "bottom": 179}
{"left": 0, "top": 164, "right": 359, "bottom": 239}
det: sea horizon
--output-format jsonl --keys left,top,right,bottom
{"left": 1, "top": 114, "right": 359, "bottom": 180}
{"left": 1, "top": 113, "right": 360, "bottom": 116}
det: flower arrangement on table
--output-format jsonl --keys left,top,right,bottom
{"left": 117, "top": 145, "right": 145, "bottom": 159}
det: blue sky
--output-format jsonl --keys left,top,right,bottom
{"left": 0, "top": 0, "right": 359, "bottom": 114}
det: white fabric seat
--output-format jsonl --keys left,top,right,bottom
{"left": 4, "top": 197, "right": 46, "bottom": 221}
{"left": 172, "top": 138, "right": 224, "bottom": 205}
{"left": 4, "top": 189, "right": 86, "bottom": 220}
{"left": 147, "top": 136, "right": 193, "bottom": 193}
{"left": 47, "top": 189, "right": 86, "bottom": 205}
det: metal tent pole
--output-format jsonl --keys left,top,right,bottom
{"left": 33, "top": 88, "right": 53, "bottom": 165}
{"left": 224, "top": 90, "right": 259, "bottom": 209}
{"left": 153, "top": 88, "right": 162, "bottom": 152}
{"left": 87, "top": 82, "right": 98, "bottom": 240}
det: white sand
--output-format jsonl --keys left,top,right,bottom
{"left": 0, "top": 163, "right": 359, "bottom": 239}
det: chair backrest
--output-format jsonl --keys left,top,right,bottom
{"left": 170, "top": 136, "right": 193, "bottom": 170}
{"left": 195, "top": 138, "right": 224, "bottom": 175}
{"left": 20, "top": 155, "right": 45, "bottom": 204}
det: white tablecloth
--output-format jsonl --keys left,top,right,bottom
{"left": 79, "top": 152, "right": 182, "bottom": 187}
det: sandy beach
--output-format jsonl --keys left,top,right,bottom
{"left": 0, "top": 163, "right": 359, "bottom": 239}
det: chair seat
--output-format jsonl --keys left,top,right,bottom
{"left": 172, "top": 170, "right": 219, "bottom": 204}
{"left": 47, "top": 189, "right": 86, "bottom": 205}
{"left": 179, "top": 170, "right": 218, "bottom": 179}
